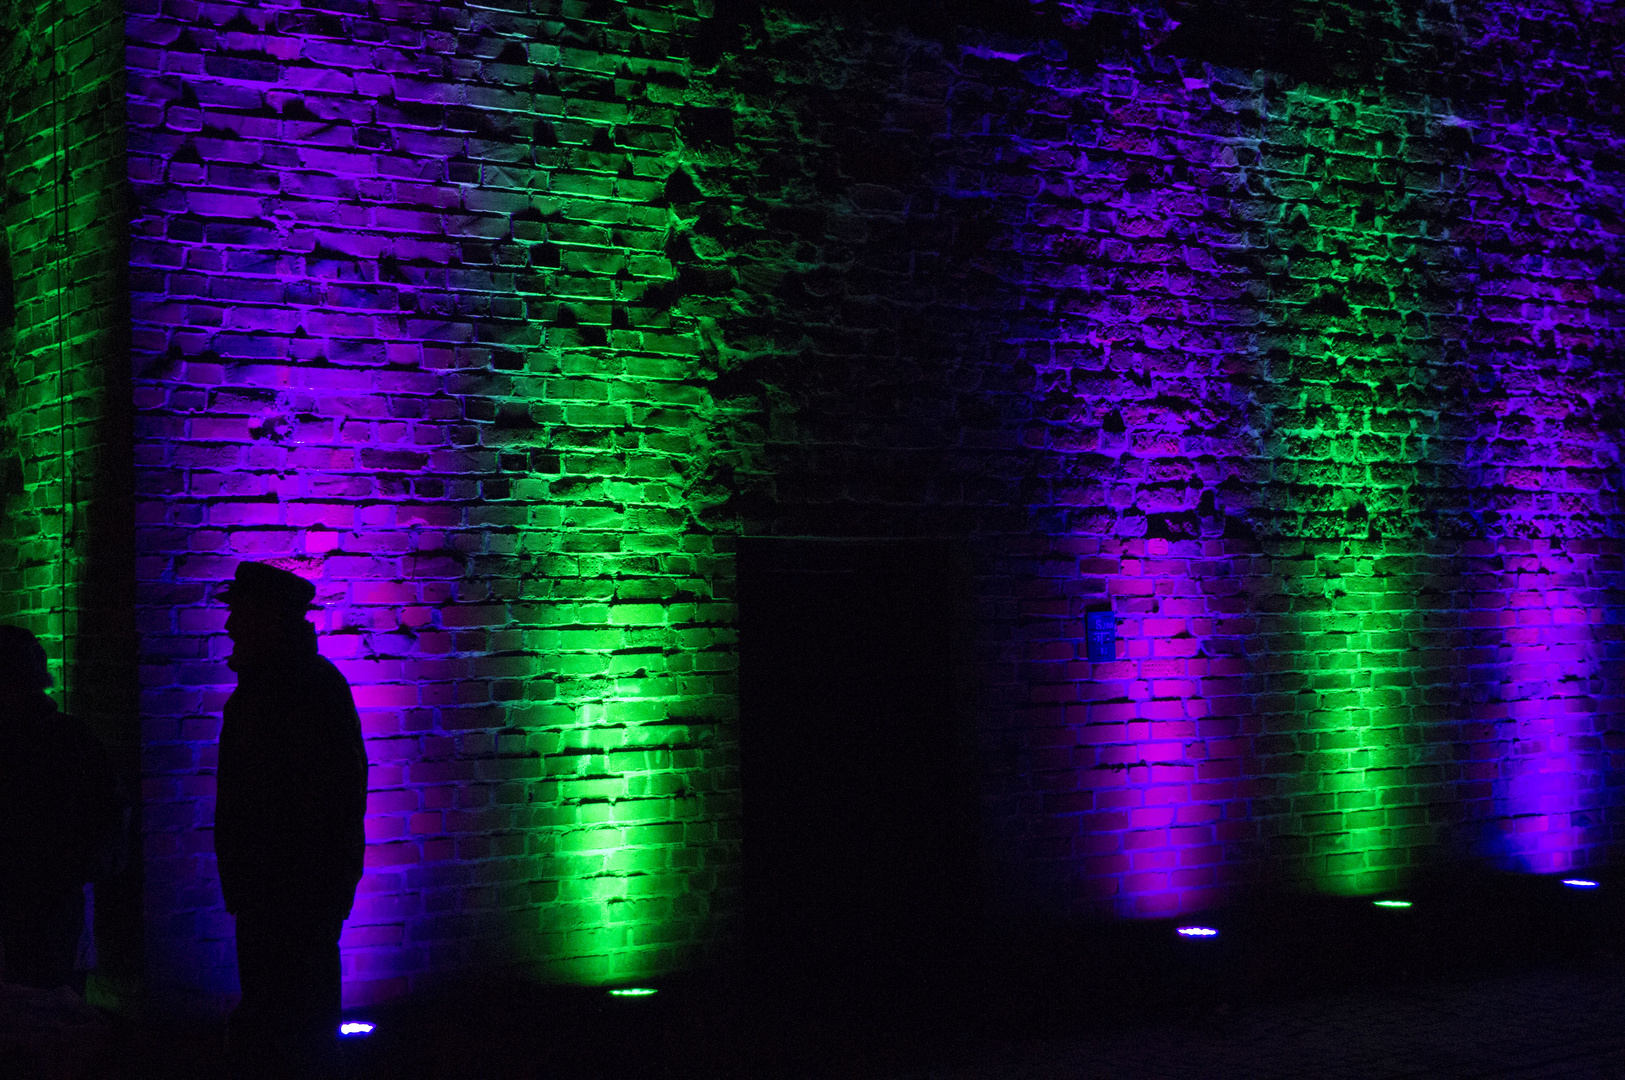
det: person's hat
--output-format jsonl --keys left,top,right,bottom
{"left": 0, "top": 624, "right": 52, "bottom": 689}
{"left": 217, "top": 562, "right": 318, "bottom": 609}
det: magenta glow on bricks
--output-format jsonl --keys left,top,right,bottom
{"left": 0, "top": 0, "right": 1605, "bottom": 1015}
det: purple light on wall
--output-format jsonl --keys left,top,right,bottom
{"left": 1495, "top": 545, "right": 1607, "bottom": 874}
{"left": 1073, "top": 540, "right": 1243, "bottom": 918}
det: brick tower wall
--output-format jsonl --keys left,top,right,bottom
{"left": 104, "top": 0, "right": 1625, "bottom": 1011}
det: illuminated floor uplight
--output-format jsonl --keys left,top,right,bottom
{"left": 338, "top": 1022, "right": 374, "bottom": 1037}
{"left": 1372, "top": 900, "right": 1413, "bottom": 909}
{"left": 1176, "top": 926, "right": 1218, "bottom": 938}
{"left": 1562, "top": 879, "right": 1600, "bottom": 889}
{"left": 608, "top": 988, "right": 659, "bottom": 998}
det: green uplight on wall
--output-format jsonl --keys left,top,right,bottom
{"left": 1257, "top": 82, "right": 1458, "bottom": 900}
{"left": 492, "top": 36, "right": 740, "bottom": 989}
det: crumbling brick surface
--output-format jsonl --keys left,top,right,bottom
{"left": 28, "top": 0, "right": 1619, "bottom": 1008}
{"left": 680, "top": 1, "right": 1625, "bottom": 915}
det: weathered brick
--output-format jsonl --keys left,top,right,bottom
{"left": 6, "top": 0, "right": 1624, "bottom": 1018}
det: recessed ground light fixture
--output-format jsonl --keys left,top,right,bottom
{"left": 1562, "top": 879, "right": 1600, "bottom": 889}
{"left": 1176, "top": 926, "right": 1218, "bottom": 937}
{"left": 608, "top": 987, "right": 659, "bottom": 997}
{"left": 1372, "top": 900, "right": 1412, "bottom": 909}
{"left": 338, "top": 1021, "right": 375, "bottom": 1037}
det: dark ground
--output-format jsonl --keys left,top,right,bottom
{"left": 76, "top": 868, "right": 1625, "bottom": 1079}
{"left": 81, "top": 965, "right": 1625, "bottom": 1080}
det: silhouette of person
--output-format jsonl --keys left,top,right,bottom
{"left": 215, "top": 563, "right": 367, "bottom": 1078}
{"left": 0, "top": 624, "right": 121, "bottom": 991}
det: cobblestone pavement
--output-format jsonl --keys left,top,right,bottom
{"left": 873, "top": 969, "right": 1625, "bottom": 1080}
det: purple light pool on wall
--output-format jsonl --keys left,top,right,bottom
{"left": 1494, "top": 545, "right": 1609, "bottom": 875}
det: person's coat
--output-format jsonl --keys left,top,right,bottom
{"left": 0, "top": 696, "right": 123, "bottom": 899}
{"left": 215, "top": 636, "right": 367, "bottom": 919}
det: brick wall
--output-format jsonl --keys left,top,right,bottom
{"left": 681, "top": 0, "right": 1625, "bottom": 915}
{"left": 6, "top": 0, "right": 1612, "bottom": 1013}
{"left": 0, "top": 0, "right": 137, "bottom": 991}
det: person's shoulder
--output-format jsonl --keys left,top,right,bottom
{"left": 311, "top": 654, "right": 349, "bottom": 682}
{"left": 56, "top": 712, "right": 112, "bottom": 764}
{"left": 0, "top": 710, "right": 50, "bottom": 758}
{"left": 27, "top": 703, "right": 96, "bottom": 745}
{"left": 307, "top": 654, "right": 357, "bottom": 700}
{"left": 56, "top": 710, "right": 101, "bottom": 741}
{"left": 0, "top": 705, "right": 101, "bottom": 766}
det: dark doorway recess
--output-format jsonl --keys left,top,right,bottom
{"left": 738, "top": 538, "right": 981, "bottom": 998}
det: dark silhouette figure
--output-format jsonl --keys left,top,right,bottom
{"left": 0, "top": 624, "right": 122, "bottom": 991}
{"left": 215, "top": 563, "right": 367, "bottom": 1078}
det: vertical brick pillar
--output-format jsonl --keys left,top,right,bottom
{"left": 1, "top": 0, "right": 130, "bottom": 727}
{"left": 0, "top": 0, "right": 135, "bottom": 992}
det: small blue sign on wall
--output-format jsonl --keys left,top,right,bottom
{"left": 1086, "top": 611, "right": 1116, "bottom": 662}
